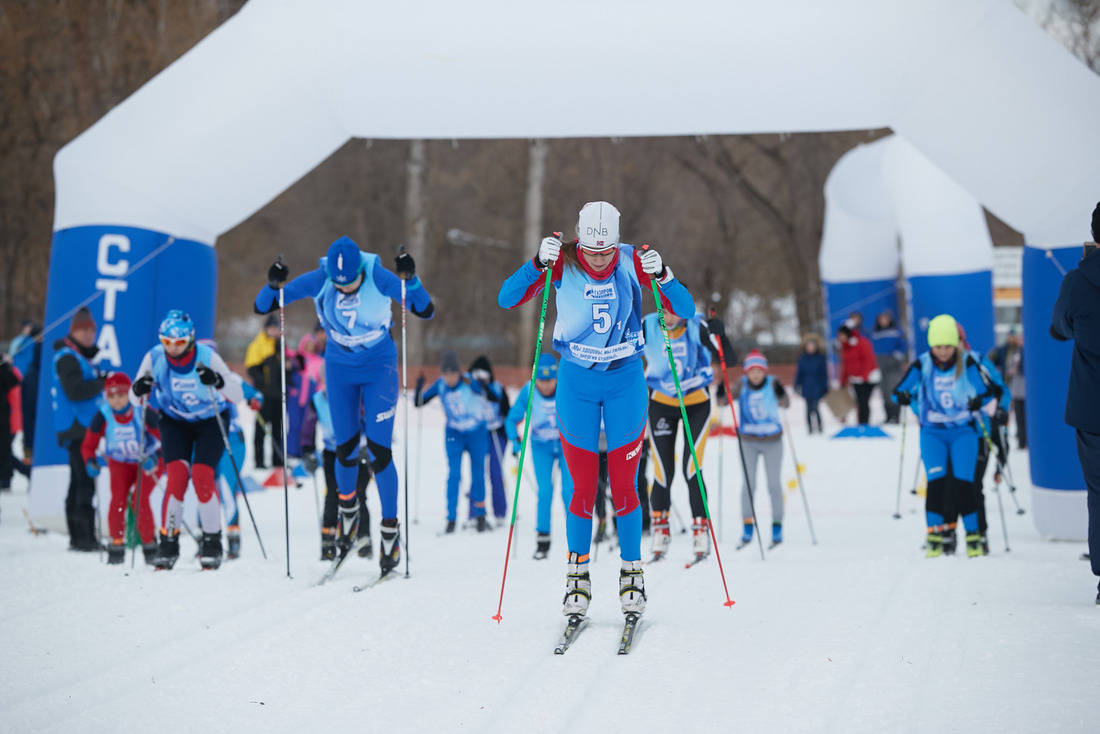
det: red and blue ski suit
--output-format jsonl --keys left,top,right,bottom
{"left": 499, "top": 245, "right": 694, "bottom": 562}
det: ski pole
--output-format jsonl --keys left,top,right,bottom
{"left": 711, "top": 318, "right": 766, "bottom": 561}
{"left": 644, "top": 247, "right": 735, "bottom": 607}
{"left": 131, "top": 395, "right": 149, "bottom": 569}
{"left": 205, "top": 380, "right": 268, "bottom": 560}
{"left": 992, "top": 470, "right": 1011, "bottom": 552}
{"left": 781, "top": 409, "right": 817, "bottom": 544}
{"left": 997, "top": 425, "right": 1025, "bottom": 514}
{"left": 399, "top": 246, "right": 411, "bottom": 578}
{"left": 893, "top": 410, "right": 907, "bottom": 519}
{"left": 276, "top": 262, "right": 291, "bottom": 578}
{"left": 309, "top": 457, "right": 323, "bottom": 531}
{"left": 493, "top": 233, "right": 559, "bottom": 623}
{"left": 413, "top": 376, "right": 424, "bottom": 524}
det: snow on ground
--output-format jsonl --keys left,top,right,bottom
{"left": 1, "top": 396, "right": 1097, "bottom": 734}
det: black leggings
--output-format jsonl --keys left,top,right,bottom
{"left": 322, "top": 449, "right": 371, "bottom": 532}
{"left": 648, "top": 399, "right": 711, "bottom": 518}
{"left": 853, "top": 383, "right": 874, "bottom": 425}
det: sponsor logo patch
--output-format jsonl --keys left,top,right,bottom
{"left": 171, "top": 377, "right": 198, "bottom": 392}
{"left": 583, "top": 283, "right": 617, "bottom": 300}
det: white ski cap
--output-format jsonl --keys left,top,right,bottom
{"left": 577, "top": 201, "right": 620, "bottom": 251}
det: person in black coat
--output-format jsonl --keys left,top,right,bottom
{"left": 1050, "top": 201, "right": 1100, "bottom": 603}
{"left": 794, "top": 334, "right": 828, "bottom": 433}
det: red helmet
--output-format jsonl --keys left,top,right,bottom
{"left": 104, "top": 372, "right": 132, "bottom": 395}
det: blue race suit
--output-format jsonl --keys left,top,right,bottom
{"left": 418, "top": 376, "right": 495, "bottom": 522}
{"left": 499, "top": 245, "right": 694, "bottom": 562}
{"left": 894, "top": 352, "right": 997, "bottom": 532}
{"left": 254, "top": 242, "right": 432, "bottom": 520}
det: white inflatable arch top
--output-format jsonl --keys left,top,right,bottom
{"left": 54, "top": 0, "right": 1100, "bottom": 245}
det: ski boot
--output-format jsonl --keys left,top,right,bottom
{"left": 142, "top": 541, "right": 159, "bottom": 566}
{"left": 925, "top": 532, "right": 944, "bottom": 558}
{"left": 226, "top": 525, "right": 241, "bottom": 560}
{"left": 320, "top": 527, "right": 337, "bottom": 561}
{"left": 444, "top": 520, "right": 456, "bottom": 534}
{"left": 199, "top": 532, "right": 224, "bottom": 570}
{"left": 533, "top": 533, "right": 551, "bottom": 560}
{"left": 563, "top": 552, "right": 591, "bottom": 617}
{"left": 980, "top": 535, "right": 990, "bottom": 555}
{"left": 965, "top": 532, "right": 985, "bottom": 558}
{"left": 336, "top": 507, "right": 359, "bottom": 559}
{"left": 107, "top": 539, "right": 125, "bottom": 565}
{"left": 771, "top": 522, "right": 783, "bottom": 547}
{"left": 736, "top": 522, "right": 754, "bottom": 550}
{"left": 650, "top": 512, "right": 670, "bottom": 560}
{"left": 357, "top": 534, "right": 373, "bottom": 559}
{"left": 692, "top": 517, "right": 711, "bottom": 558}
{"left": 942, "top": 526, "right": 958, "bottom": 556}
{"left": 379, "top": 519, "right": 400, "bottom": 575}
{"left": 476, "top": 515, "right": 488, "bottom": 533}
{"left": 154, "top": 529, "right": 181, "bottom": 570}
{"left": 619, "top": 560, "right": 647, "bottom": 616}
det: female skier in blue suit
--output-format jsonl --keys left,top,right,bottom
{"left": 499, "top": 201, "right": 694, "bottom": 620}
{"left": 256, "top": 237, "right": 433, "bottom": 575}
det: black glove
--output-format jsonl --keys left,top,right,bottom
{"left": 416, "top": 374, "right": 426, "bottom": 392}
{"left": 993, "top": 407, "right": 1008, "bottom": 425}
{"left": 268, "top": 258, "right": 289, "bottom": 289}
{"left": 196, "top": 363, "right": 222, "bottom": 387}
{"left": 133, "top": 374, "right": 154, "bottom": 397}
{"left": 894, "top": 391, "right": 911, "bottom": 406}
{"left": 395, "top": 248, "right": 416, "bottom": 280}
{"left": 967, "top": 395, "right": 984, "bottom": 412}
{"left": 302, "top": 449, "right": 319, "bottom": 474}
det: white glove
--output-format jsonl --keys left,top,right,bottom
{"left": 639, "top": 247, "right": 664, "bottom": 275}
{"left": 538, "top": 236, "right": 562, "bottom": 267}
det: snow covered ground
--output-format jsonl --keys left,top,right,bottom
{"left": 1, "top": 396, "right": 1096, "bottom": 734}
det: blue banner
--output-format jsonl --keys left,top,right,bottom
{"left": 1022, "top": 245, "right": 1083, "bottom": 491}
{"left": 33, "top": 226, "right": 217, "bottom": 468}
{"left": 907, "top": 270, "right": 994, "bottom": 356}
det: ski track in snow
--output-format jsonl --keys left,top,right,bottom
{"left": 2, "top": 397, "right": 1098, "bottom": 733}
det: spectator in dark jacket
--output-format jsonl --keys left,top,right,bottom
{"left": 872, "top": 311, "right": 908, "bottom": 424}
{"left": 837, "top": 322, "right": 880, "bottom": 425}
{"left": 51, "top": 308, "right": 105, "bottom": 551}
{"left": 19, "top": 326, "right": 42, "bottom": 467}
{"left": 1050, "top": 200, "right": 1100, "bottom": 603}
{"left": 245, "top": 315, "right": 284, "bottom": 468}
{"left": 794, "top": 334, "right": 828, "bottom": 433}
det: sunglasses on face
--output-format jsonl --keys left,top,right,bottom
{"left": 160, "top": 336, "right": 189, "bottom": 349}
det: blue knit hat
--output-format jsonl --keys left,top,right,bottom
{"left": 743, "top": 350, "right": 768, "bottom": 372}
{"left": 326, "top": 236, "right": 363, "bottom": 285}
{"left": 536, "top": 353, "right": 558, "bottom": 380}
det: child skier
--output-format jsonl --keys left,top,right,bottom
{"left": 257, "top": 237, "right": 433, "bottom": 577}
{"left": 642, "top": 310, "right": 719, "bottom": 563}
{"left": 498, "top": 200, "right": 694, "bottom": 621}
{"left": 892, "top": 314, "right": 1002, "bottom": 558}
{"left": 506, "top": 353, "right": 573, "bottom": 559}
{"left": 132, "top": 310, "right": 243, "bottom": 570}
{"left": 730, "top": 350, "right": 791, "bottom": 548}
{"left": 301, "top": 382, "right": 373, "bottom": 561}
{"left": 81, "top": 372, "right": 163, "bottom": 564}
{"left": 415, "top": 350, "right": 500, "bottom": 533}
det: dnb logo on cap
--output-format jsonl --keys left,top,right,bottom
{"left": 578, "top": 201, "right": 620, "bottom": 252}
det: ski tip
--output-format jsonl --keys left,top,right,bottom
{"left": 724, "top": 600, "right": 736, "bottom": 607}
